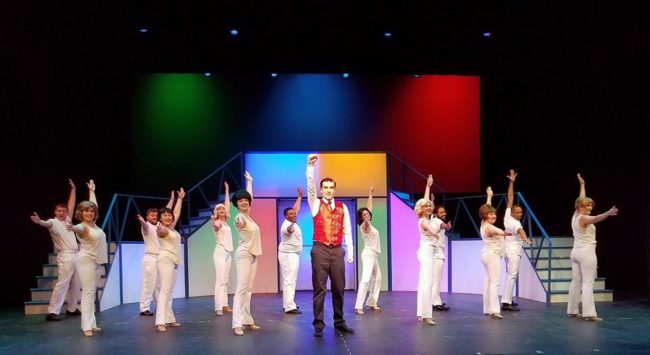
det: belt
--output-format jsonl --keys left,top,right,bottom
{"left": 58, "top": 249, "right": 79, "bottom": 254}
{"left": 315, "top": 241, "right": 341, "bottom": 249}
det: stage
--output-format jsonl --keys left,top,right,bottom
{"left": 4, "top": 292, "right": 650, "bottom": 354}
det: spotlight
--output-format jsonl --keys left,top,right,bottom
{"left": 483, "top": 32, "right": 491, "bottom": 38}
{"left": 139, "top": 28, "right": 148, "bottom": 33}
{"left": 384, "top": 32, "right": 392, "bottom": 38}
{"left": 204, "top": 72, "right": 212, "bottom": 77}
{"left": 342, "top": 73, "right": 350, "bottom": 78}
{"left": 412, "top": 74, "right": 421, "bottom": 78}
{"left": 230, "top": 29, "right": 239, "bottom": 36}
{"left": 271, "top": 72, "right": 278, "bottom": 77}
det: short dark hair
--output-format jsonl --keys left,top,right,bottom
{"left": 146, "top": 208, "right": 158, "bottom": 215}
{"left": 158, "top": 207, "right": 174, "bottom": 222}
{"left": 433, "top": 204, "right": 445, "bottom": 215}
{"left": 232, "top": 190, "right": 252, "bottom": 208}
{"left": 320, "top": 177, "right": 336, "bottom": 188}
{"left": 283, "top": 207, "right": 294, "bottom": 217}
{"left": 54, "top": 204, "right": 67, "bottom": 211}
{"left": 511, "top": 204, "right": 523, "bottom": 212}
{"left": 356, "top": 207, "right": 372, "bottom": 225}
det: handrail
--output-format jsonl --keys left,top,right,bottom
{"left": 386, "top": 152, "right": 446, "bottom": 204}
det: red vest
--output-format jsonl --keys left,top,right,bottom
{"left": 313, "top": 200, "right": 345, "bottom": 246}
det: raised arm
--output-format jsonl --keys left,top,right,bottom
{"left": 507, "top": 169, "right": 517, "bottom": 209}
{"left": 224, "top": 181, "right": 231, "bottom": 219}
{"left": 172, "top": 188, "right": 185, "bottom": 228}
{"left": 306, "top": 154, "right": 319, "bottom": 215}
{"left": 580, "top": 206, "right": 618, "bottom": 226}
{"left": 486, "top": 186, "right": 493, "bottom": 206}
{"left": 30, "top": 212, "right": 53, "bottom": 229}
{"left": 577, "top": 173, "right": 586, "bottom": 198}
{"left": 87, "top": 179, "right": 97, "bottom": 206}
{"left": 244, "top": 171, "right": 253, "bottom": 199}
{"left": 166, "top": 190, "right": 174, "bottom": 209}
{"left": 67, "top": 179, "right": 76, "bottom": 216}
{"left": 424, "top": 174, "right": 433, "bottom": 201}
{"left": 66, "top": 222, "right": 88, "bottom": 238}
{"left": 366, "top": 186, "right": 374, "bottom": 212}
{"left": 136, "top": 214, "right": 149, "bottom": 232}
{"left": 293, "top": 186, "right": 303, "bottom": 214}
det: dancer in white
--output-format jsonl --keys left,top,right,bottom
{"left": 232, "top": 172, "right": 262, "bottom": 336}
{"left": 136, "top": 192, "right": 174, "bottom": 316}
{"left": 501, "top": 170, "right": 532, "bottom": 312}
{"left": 415, "top": 175, "right": 439, "bottom": 325}
{"left": 213, "top": 181, "right": 233, "bottom": 316}
{"left": 354, "top": 186, "right": 382, "bottom": 315}
{"left": 567, "top": 174, "right": 618, "bottom": 322}
{"left": 428, "top": 192, "right": 452, "bottom": 312}
{"left": 30, "top": 179, "right": 81, "bottom": 321}
{"left": 480, "top": 186, "right": 511, "bottom": 319}
{"left": 155, "top": 188, "right": 185, "bottom": 332}
{"left": 66, "top": 180, "right": 108, "bottom": 336}
{"left": 278, "top": 186, "right": 304, "bottom": 315}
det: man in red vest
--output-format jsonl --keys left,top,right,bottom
{"left": 306, "top": 154, "right": 355, "bottom": 337}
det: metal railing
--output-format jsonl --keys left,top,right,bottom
{"left": 386, "top": 152, "right": 446, "bottom": 204}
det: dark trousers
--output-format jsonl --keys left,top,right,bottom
{"left": 311, "top": 242, "right": 346, "bottom": 330}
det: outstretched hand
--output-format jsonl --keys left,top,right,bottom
{"left": 297, "top": 186, "right": 303, "bottom": 197}
{"left": 65, "top": 223, "right": 74, "bottom": 232}
{"left": 30, "top": 212, "right": 41, "bottom": 224}
{"left": 224, "top": 181, "right": 229, "bottom": 191}
{"left": 577, "top": 173, "right": 585, "bottom": 185}
{"left": 607, "top": 206, "right": 619, "bottom": 216}
{"left": 177, "top": 187, "right": 186, "bottom": 199}
{"left": 507, "top": 169, "right": 517, "bottom": 182}
{"left": 68, "top": 179, "right": 76, "bottom": 190}
{"left": 244, "top": 171, "right": 253, "bottom": 182}
{"left": 426, "top": 174, "right": 434, "bottom": 188}
{"left": 486, "top": 186, "right": 493, "bottom": 197}
{"left": 136, "top": 214, "right": 145, "bottom": 224}
{"left": 307, "top": 154, "right": 318, "bottom": 165}
{"left": 87, "top": 179, "right": 96, "bottom": 191}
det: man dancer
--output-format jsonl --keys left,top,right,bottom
{"left": 306, "top": 154, "right": 355, "bottom": 337}
{"left": 136, "top": 193, "right": 174, "bottom": 316}
{"left": 430, "top": 194, "right": 452, "bottom": 312}
{"left": 278, "top": 187, "right": 303, "bottom": 314}
{"left": 501, "top": 169, "right": 532, "bottom": 312}
{"left": 30, "top": 179, "right": 81, "bottom": 321}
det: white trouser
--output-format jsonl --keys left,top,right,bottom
{"left": 430, "top": 257, "right": 445, "bottom": 306}
{"left": 567, "top": 245, "right": 598, "bottom": 317}
{"left": 76, "top": 255, "right": 100, "bottom": 331}
{"left": 139, "top": 254, "right": 159, "bottom": 312}
{"left": 502, "top": 248, "right": 522, "bottom": 305}
{"left": 155, "top": 257, "right": 178, "bottom": 325}
{"left": 213, "top": 245, "right": 232, "bottom": 310}
{"left": 49, "top": 251, "right": 81, "bottom": 314}
{"left": 278, "top": 250, "right": 300, "bottom": 311}
{"left": 416, "top": 245, "right": 435, "bottom": 319}
{"left": 355, "top": 249, "right": 382, "bottom": 309}
{"left": 232, "top": 249, "right": 257, "bottom": 329}
{"left": 481, "top": 252, "right": 502, "bottom": 315}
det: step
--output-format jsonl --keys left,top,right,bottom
{"left": 549, "top": 289, "right": 614, "bottom": 303}
{"left": 539, "top": 278, "right": 607, "bottom": 292}
{"left": 38, "top": 275, "right": 107, "bottom": 289}
{"left": 198, "top": 208, "right": 213, "bottom": 218}
{"left": 189, "top": 216, "right": 209, "bottom": 226}
{"left": 42, "top": 264, "right": 107, "bottom": 277}
{"left": 24, "top": 300, "right": 82, "bottom": 315}
{"left": 30, "top": 287, "right": 104, "bottom": 301}
{"left": 536, "top": 268, "right": 573, "bottom": 279}
{"left": 534, "top": 257, "right": 572, "bottom": 269}
{"left": 526, "top": 246, "right": 572, "bottom": 258}
{"left": 546, "top": 237, "right": 574, "bottom": 247}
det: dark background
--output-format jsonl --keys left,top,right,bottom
{"left": 1, "top": 1, "right": 647, "bottom": 307}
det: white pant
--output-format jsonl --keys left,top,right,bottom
{"left": 481, "top": 252, "right": 502, "bottom": 315}
{"left": 155, "top": 257, "right": 178, "bottom": 325}
{"left": 213, "top": 245, "right": 232, "bottom": 310}
{"left": 355, "top": 249, "right": 382, "bottom": 309}
{"left": 76, "top": 255, "right": 100, "bottom": 331}
{"left": 502, "top": 249, "right": 522, "bottom": 305}
{"left": 416, "top": 245, "right": 435, "bottom": 319}
{"left": 430, "top": 257, "right": 444, "bottom": 306}
{"left": 232, "top": 249, "right": 257, "bottom": 329}
{"left": 49, "top": 252, "right": 81, "bottom": 314}
{"left": 278, "top": 250, "right": 300, "bottom": 311}
{"left": 567, "top": 245, "right": 598, "bottom": 317}
{"left": 139, "top": 254, "right": 159, "bottom": 312}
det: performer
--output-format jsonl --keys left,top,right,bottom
{"left": 136, "top": 192, "right": 174, "bottom": 316}
{"left": 480, "top": 186, "right": 511, "bottom": 319}
{"left": 232, "top": 172, "right": 262, "bottom": 336}
{"left": 213, "top": 181, "right": 233, "bottom": 316}
{"left": 30, "top": 179, "right": 81, "bottom": 321}
{"left": 501, "top": 170, "right": 532, "bottom": 312}
{"left": 306, "top": 154, "right": 355, "bottom": 337}
{"left": 567, "top": 174, "right": 618, "bottom": 322}
{"left": 415, "top": 175, "right": 439, "bottom": 325}
{"left": 429, "top": 192, "right": 452, "bottom": 312}
{"left": 66, "top": 180, "right": 108, "bottom": 336}
{"left": 155, "top": 188, "right": 185, "bottom": 332}
{"left": 354, "top": 186, "right": 382, "bottom": 315}
{"left": 278, "top": 186, "right": 304, "bottom": 315}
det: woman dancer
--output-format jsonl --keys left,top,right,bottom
{"left": 232, "top": 172, "right": 262, "bottom": 336}
{"left": 354, "top": 186, "right": 382, "bottom": 315}
{"left": 567, "top": 174, "right": 618, "bottom": 321}
{"left": 415, "top": 175, "right": 439, "bottom": 325}
{"left": 66, "top": 180, "right": 108, "bottom": 337}
{"left": 213, "top": 182, "right": 234, "bottom": 316}
{"left": 480, "top": 186, "right": 511, "bottom": 319}
{"left": 155, "top": 188, "right": 185, "bottom": 332}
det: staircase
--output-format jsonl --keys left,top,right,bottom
{"left": 527, "top": 237, "right": 613, "bottom": 303}
{"left": 24, "top": 242, "right": 117, "bottom": 315}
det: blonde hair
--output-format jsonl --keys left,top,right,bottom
{"left": 74, "top": 201, "right": 98, "bottom": 222}
{"left": 478, "top": 204, "right": 496, "bottom": 220}
{"left": 575, "top": 196, "right": 595, "bottom": 210}
{"left": 213, "top": 203, "right": 227, "bottom": 220}
{"left": 414, "top": 198, "right": 432, "bottom": 218}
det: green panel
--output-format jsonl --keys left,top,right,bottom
{"left": 356, "top": 197, "right": 389, "bottom": 291}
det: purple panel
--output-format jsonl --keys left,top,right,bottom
{"left": 389, "top": 193, "right": 421, "bottom": 291}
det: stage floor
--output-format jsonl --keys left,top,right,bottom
{"left": 2, "top": 292, "right": 650, "bottom": 354}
